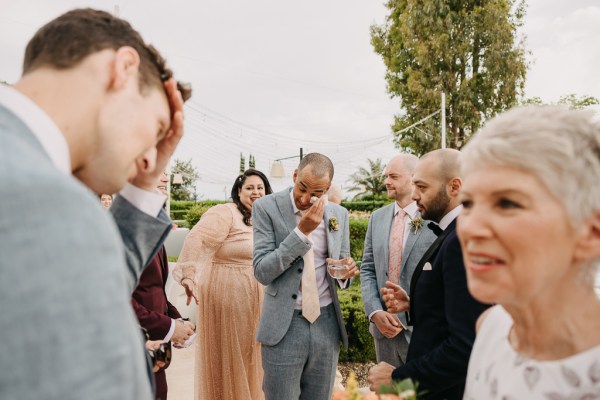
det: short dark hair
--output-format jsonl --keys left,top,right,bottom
{"left": 231, "top": 169, "right": 273, "bottom": 226}
{"left": 23, "top": 8, "right": 191, "bottom": 101}
{"left": 297, "top": 153, "right": 334, "bottom": 180}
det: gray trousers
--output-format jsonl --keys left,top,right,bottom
{"left": 261, "top": 303, "right": 340, "bottom": 400}
{"left": 371, "top": 323, "right": 410, "bottom": 367}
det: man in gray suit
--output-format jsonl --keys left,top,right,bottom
{"left": 360, "top": 154, "right": 436, "bottom": 367}
{"left": 0, "top": 9, "right": 190, "bottom": 400}
{"left": 253, "top": 153, "right": 359, "bottom": 400}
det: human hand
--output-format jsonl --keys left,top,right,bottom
{"left": 145, "top": 340, "right": 164, "bottom": 352}
{"left": 371, "top": 311, "right": 403, "bottom": 339}
{"left": 381, "top": 281, "right": 410, "bottom": 314}
{"left": 129, "top": 78, "right": 185, "bottom": 192}
{"left": 326, "top": 257, "right": 359, "bottom": 280}
{"left": 368, "top": 361, "right": 395, "bottom": 393}
{"left": 181, "top": 278, "right": 198, "bottom": 306}
{"left": 171, "top": 319, "right": 195, "bottom": 346}
{"left": 297, "top": 196, "right": 327, "bottom": 235}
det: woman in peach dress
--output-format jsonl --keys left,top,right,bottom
{"left": 173, "top": 169, "right": 272, "bottom": 400}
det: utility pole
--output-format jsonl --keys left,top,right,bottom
{"left": 441, "top": 92, "right": 446, "bottom": 149}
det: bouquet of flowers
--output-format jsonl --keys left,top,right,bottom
{"left": 331, "top": 372, "right": 418, "bottom": 400}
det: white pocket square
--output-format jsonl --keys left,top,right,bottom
{"left": 422, "top": 262, "right": 433, "bottom": 271}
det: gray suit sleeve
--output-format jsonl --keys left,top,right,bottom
{"left": 110, "top": 194, "right": 172, "bottom": 292}
{"left": 253, "top": 199, "right": 310, "bottom": 285}
{"left": 360, "top": 214, "right": 382, "bottom": 317}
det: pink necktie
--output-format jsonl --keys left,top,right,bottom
{"left": 388, "top": 209, "right": 406, "bottom": 284}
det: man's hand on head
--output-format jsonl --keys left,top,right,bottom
{"left": 129, "top": 78, "right": 185, "bottom": 192}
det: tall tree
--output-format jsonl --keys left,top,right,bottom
{"left": 521, "top": 94, "right": 600, "bottom": 110}
{"left": 371, "top": 0, "right": 528, "bottom": 155}
{"left": 239, "top": 153, "right": 246, "bottom": 174}
{"left": 170, "top": 158, "right": 200, "bottom": 201}
{"left": 346, "top": 158, "right": 387, "bottom": 199}
{"left": 249, "top": 154, "right": 256, "bottom": 168}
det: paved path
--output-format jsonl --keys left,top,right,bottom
{"left": 166, "top": 346, "right": 195, "bottom": 400}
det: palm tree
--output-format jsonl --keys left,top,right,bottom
{"left": 346, "top": 158, "right": 386, "bottom": 199}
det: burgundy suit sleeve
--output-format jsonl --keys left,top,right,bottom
{"left": 131, "top": 297, "right": 174, "bottom": 340}
{"left": 166, "top": 300, "right": 181, "bottom": 320}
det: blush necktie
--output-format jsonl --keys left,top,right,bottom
{"left": 299, "top": 212, "right": 320, "bottom": 323}
{"left": 388, "top": 209, "right": 406, "bottom": 285}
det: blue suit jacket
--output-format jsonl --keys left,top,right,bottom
{"left": 252, "top": 188, "right": 350, "bottom": 348}
{"left": 392, "top": 219, "right": 489, "bottom": 400}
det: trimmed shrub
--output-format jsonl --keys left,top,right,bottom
{"left": 349, "top": 217, "right": 369, "bottom": 262}
{"left": 169, "top": 209, "right": 188, "bottom": 220}
{"left": 185, "top": 203, "right": 213, "bottom": 228}
{"left": 338, "top": 280, "right": 375, "bottom": 362}
{"left": 341, "top": 200, "right": 390, "bottom": 213}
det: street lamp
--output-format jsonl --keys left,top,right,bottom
{"left": 270, "top": 148, "right": 303, "bottom": 178}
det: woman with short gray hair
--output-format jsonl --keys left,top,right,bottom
{"left": 458, "top": 106, "right": 600, "bottom": 398}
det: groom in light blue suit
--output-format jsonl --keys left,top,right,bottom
{"left": 361, "top": 154, "right": 436, "bottom": 367}
{"left": 253, "top": 153, "right": 359, "bottom": 400}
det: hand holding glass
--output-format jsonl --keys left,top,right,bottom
{"left": 327, "top": 259, "right": 352, "bottom": 279}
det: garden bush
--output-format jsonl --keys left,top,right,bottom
{"left": 341, "top": 200, "right": 390, "bottom": 213}
{"left": 338, "top": 280, "right": 375, "bottom": 362}
{"left": 349, "top": 216, "right": 369, "bottom": 262}
{"left": 185, "top": 203, "right": 213, "bottom": 228}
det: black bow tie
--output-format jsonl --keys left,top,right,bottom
{"left": 428, "top": 222, "right": 444, "bottom": 237}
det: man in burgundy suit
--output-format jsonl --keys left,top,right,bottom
{"left": 132, "top": 172, "right": 196, "bottom": 400}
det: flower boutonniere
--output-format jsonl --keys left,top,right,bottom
{"left": 328, "top": 216, "right": 340, "bottom": 232}
{"left": 409, "top": 216, "right": 424, "bottom": 234}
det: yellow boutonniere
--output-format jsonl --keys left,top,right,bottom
{"left": 328, "top": 216, "right": 339, "bottom": 232}
{"left": 409, "top": 216, "right": 424, "bottom": 234}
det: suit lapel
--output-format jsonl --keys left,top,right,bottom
{"left": 381, "top": 204, "right": 395, "bottom": 271}
{"left": 324, "top": 205, "right": 334, "bottom": 257}
{"left": 275, "top": 188, "right": 298, "bottom": 233}
{"left": 401, "top": 228, "right": 418, "bottom": 270}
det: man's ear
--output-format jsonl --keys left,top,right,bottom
{"left": 447, "top": 177, "right": 462, "bottom": 197}
{"left": 292, "top": 169, "right": 298, "bottom": 183}
{"left": 574, "top": 213, "right": 600, "bottom": 262}
{"left": 109, "top": 46, "right": 141, "bottom": 91}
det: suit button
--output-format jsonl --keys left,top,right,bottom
{"left": 292, "top": 294, "right": 297, "bottom": 299}
{"left": 298, "top": 268, "right": 303, "bottom": 273}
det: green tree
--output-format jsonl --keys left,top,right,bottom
{"left": 249, "top": 154, "right": 256, "bottom": 168}
{"left": 346, "top": 158, "right": 387, "bottom": 200}
{"left": 371, "top": 0, "right": 528, "bottom": 155}
{"left": 239, "top": 153, "right": 246, "bottom": 174}
{"left": 171, "top": 158, "right": 200, "bottom": 201}
{"left": 521, "top": 94, "right": 599, "bottom": 110}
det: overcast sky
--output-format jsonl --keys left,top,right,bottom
{"left": 2, "top": 0, "right": 599, "bottom": 199}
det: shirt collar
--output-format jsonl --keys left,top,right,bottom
{"left": 394, "top": 201, "right": 418, "bottom": 219}
{"left": 0, "top": 84, "right": 71, "bottom": 174}
{"left": 438, "top": 204, "right": 463, "bottom": 230}
{"left": 289, "top": 187, "right": 300, "bottom": 215}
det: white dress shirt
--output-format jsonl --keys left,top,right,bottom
{"left": 438, "top": 204, "right": 464, "bottom": 230}
{"left": 290, "top": 190, "right": 339, "bottom": 309}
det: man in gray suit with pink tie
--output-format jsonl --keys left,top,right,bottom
{"left": 360, "top": 154, "right": 436, "bottom": 367}
{"left": 253, "top": 153, "right": 359, "bottom": 400}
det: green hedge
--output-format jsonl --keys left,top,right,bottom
{"left": 169, "top": 200, "right": 228, "bottom": 223}
{"left": 341, "top": 200, "right": 390, "bottom": 212}
{"left": 349, "top": 217, "right": 368, "bottom": 262}
{"left": 185, "top": 203, "right": 214, "bottom": 228}
{"left": 338, "top": 280, "right": 375, "bottom": 362}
